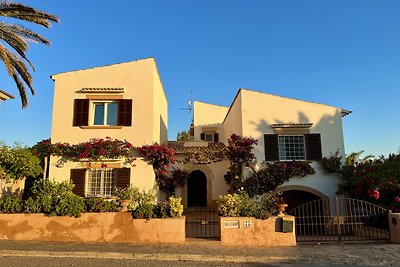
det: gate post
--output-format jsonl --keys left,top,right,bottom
{"left": 335, "top": 197, "right": 342, "bottom": 242}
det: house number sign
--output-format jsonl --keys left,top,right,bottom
{"left": 243, "top": 220, "right": 252, "bottom": 228}
{"left": 224, "top": 221, "right": 240, "bottom": 228}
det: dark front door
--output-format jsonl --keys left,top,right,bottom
{"left": 187, "top": 170, "right": 207, "bottom": 207}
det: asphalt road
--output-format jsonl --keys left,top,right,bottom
{"left": 0, "top": 256, "right": 385, "bottom": 267}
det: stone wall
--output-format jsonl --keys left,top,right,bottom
{"left": 0, "top": 212, "right": 185, "bottom": 244}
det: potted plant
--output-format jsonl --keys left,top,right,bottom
{"left": 114, "top": 186, "right": 133, "bottom": 212}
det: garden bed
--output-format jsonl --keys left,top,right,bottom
{"left": 0, "top": 212, "right": 185, "bottom": 244}
{"left": 220, "top": 216, "right": 296, "bottom": 246}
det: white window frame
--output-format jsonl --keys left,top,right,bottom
{"left": 91, "top": 100, "right": 118, "bottom": 126}
{"left": 278, "top": 135, "right": 306, "bottom": 161}
{"left": 86, "top": 168, "right": 115, "bottom": 197}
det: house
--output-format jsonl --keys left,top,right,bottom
{"left": 48, "top": 58, "right": 167, "bottom": 197}
{"left": 48, "top": 58, "right": 350, "bottom": 210}
{"left": 186, "top": 88, "right": 351, "bottom": 209}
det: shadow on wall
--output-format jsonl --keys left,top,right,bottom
{"left": 160, "top": 115, "right": 167, "bottom": 144}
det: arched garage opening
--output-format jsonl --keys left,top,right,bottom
{"left": 278, "top": 185, "right": 328, "bottom": 210}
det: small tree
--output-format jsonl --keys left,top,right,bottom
{"left": 0, "top": 143, "right": 42, "bottom": 182}
{"left": 224, "top": 134, "right": 258, "bottom": 192}
{"left": 177, "top": 130, "right": 190, "bottom": 141}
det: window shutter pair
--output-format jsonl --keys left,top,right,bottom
{"left": 264, "top": 133, "right": 322, "bottom": 161}
{"left": 73, "top": 99, "right": 132, "bottom": 126}
{"left": 200, "top": 132, "right": 219, "bottom": 142}
{"left": 70, "top": 168, "right": 131, "bottom": 196}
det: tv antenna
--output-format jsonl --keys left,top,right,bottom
{"left": 180, "top": 88, "right": 194, "bottom": 123}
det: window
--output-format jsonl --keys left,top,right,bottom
{"left": 93, "top": 101, "right": 118, "bottom": 126}
{"left": 264, "top": 133, "right": 322, "bottom": 161}
{"left": 278, "top": 135, "right": 306, "bottom": 161}
{"left": 70, "top": 168, "right": 131, "bottom": 197}
{"left": 73, "top": 99, "right": 132, "bottom": 127}
{"left": 204, "top": 133, "right": 214, "bottom": 142}
{"left": 200, "top": 132, "right": 219, "bottom": 142}
{"left": 87, "top": 168, "right": 115, "bottom": 197}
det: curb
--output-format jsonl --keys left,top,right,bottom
{"left": 0, "top": 249, "right": 298, "bottom": 263}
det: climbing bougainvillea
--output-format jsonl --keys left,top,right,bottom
{"left": 338, "top": 153, "right": 400, "bottom": 212}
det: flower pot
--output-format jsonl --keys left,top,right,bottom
{"left": 277, "top": 203, "right": 288, "bottom": 216}
{"left": 119, "top": 199, "right": 130, "bottom": 212}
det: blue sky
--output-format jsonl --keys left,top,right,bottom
{"left": 0, "top": 0, "right": 399, "bottom": 157}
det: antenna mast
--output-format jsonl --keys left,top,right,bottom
{"left": 180, "top": 88, "right": 193, "bottom": 124}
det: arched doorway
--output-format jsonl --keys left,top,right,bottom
{"left": 187, "top": 170, "right": 207, "bottom": 207}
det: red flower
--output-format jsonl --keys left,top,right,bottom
{"left": 367, "top": 189, "right": 380, "bottom": 200}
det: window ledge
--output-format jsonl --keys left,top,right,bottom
{"left": 80, "top": 126, "right": 123, "bottom": 129}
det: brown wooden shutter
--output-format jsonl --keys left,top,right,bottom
{"left": 305, "top": 133, "right": 322, "bottom": 161}
{"left": 115, "top": 168, "right": 131, "bottom": 188}
{"left": 73, "top": 99, "right": 89, "bottom": 126}
{"left": 213, "top": 133, "right": 219, "bottom": 142}
{"left": 118, "top": 99, "right": 132, "bottom": 126}
{"left": 264, "top": 134, "right": 279, "bottom": 161}
{"left": 70, "top": 168, "right": 86, "bottom": 196}
{"left": 200, "top": 133, "right": 205, "bottom": 141}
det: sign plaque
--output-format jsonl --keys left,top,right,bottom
{"left": 224, "top": 220, "right": 240, "bottom": 228}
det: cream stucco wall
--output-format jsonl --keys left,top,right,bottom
{"left": 239, "top": 89, "right": 346, "bottom": 161}
{"left": 193, "top": 101, "right": 228, "bottom": 140}
{"left": 222, "top": 92, "right": 243, "bottom": 143}
{"left": 152, "top": 62, "right": 168, "bottom": 144}
{"left": 49, "top": 58, "right": 166, "bottom": 190}
{"left": 50, "top": 58, "right": 166, "bottom": 146}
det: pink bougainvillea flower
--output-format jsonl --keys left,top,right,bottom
{"left": 395, "top": 196, "right": 400, "bottom": 203}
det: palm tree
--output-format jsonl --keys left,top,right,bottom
{"left": 345, "top": 150, "right": 374, "bottom": 167}
{"left": 0, "top": 1, "right": 58, "bottom": 108}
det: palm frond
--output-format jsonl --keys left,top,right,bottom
{"left": 0, "top": 2, "right": 59, "bottom": 28}
{"left": 12, "top": 72, "right": 28, "bottom": 108}
{"left": 4, "top": 23, "right": 51, "bottom": 45}
{"left": 0, "top": 43, "right": 15, "bottom": 75}
{"left": 0, "top": 1, "right": 58, "bottom": 108}
{"left": 0, "top": 22, "right": 35, "bottom": 70}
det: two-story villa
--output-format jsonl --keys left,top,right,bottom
{"left": 48, "top": 58, "right": 350, "bottom": 210}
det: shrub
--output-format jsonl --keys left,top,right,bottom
{"left": 26, "top": 179, "right": 84, "bottom": 217}
{"left": 132, "top": 203, "right": 154, "bottom": 219}
{"left": 243, "top": 161, "right": 315, "bottom": 196}
{"left": 23, "top": 197, "right": 41, "bottom": 213}
{"left": 217, "top": 190, "right": 281, "bottom": 219}
{"left": 131, "top": 188, "right": 155, "bottom": 209}
{"left": 217, "top": 193, "right": 242, "bottom": 217}
{"left": 136, "top": 196, "right": 183, "bottom": 219}
{"left": 84, "top": 198, "right": 119, "bottom": 213}
{"left": 114, "top": 186, "right": 135, "bottom": 200}
{"left": 154, "top": 201, "right": 169, "bottom": 218}
{"left": 0, "top": 195, "right": 22, "bottom": 213}
{"left": 0, "top": 143, "right": 42, "bottom": 181}
{"left": 321, "top": 150, "right": 342, "bottom": 173}
{"left": 166, "top": 196, "right": 183, "bottom": 218}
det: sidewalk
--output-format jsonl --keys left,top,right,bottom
{"left": 0, "top": 239, "right": 399, "bottom": 265}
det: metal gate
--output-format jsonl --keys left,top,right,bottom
{"left": 184, "top": 207, "right": 220, "bottom": 238}
{"left": 287, "top": 197, "right": 390, "bottom": 243}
